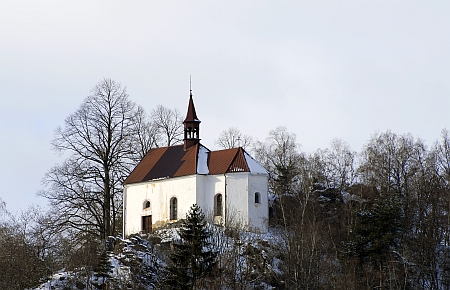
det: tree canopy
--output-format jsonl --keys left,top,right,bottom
{"left": 40, "top": 79, "right": 150, "bottom": 239}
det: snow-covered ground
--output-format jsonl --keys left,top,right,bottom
{"left": 31, "top": 224, "right": 283, "bottom": 290}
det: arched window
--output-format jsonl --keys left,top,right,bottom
{"left": 214, "top": 194, "right": 223, "bottom": 216}
{"left": 170, "top": 197, "right": 178, "bottom": 220}
{"left": 143, "top": 200, "right": 151, "bottom": 209}
{"left": 255, "top": 192, "right": 260, "bottom": 204}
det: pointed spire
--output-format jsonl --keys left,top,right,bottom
{"left": 183, "top": 79, "right": 201, "bottom": 150}
{"left": 185, "top": 76, "right": 200, "bottom": 123}
{"left": 184, "top": 92, "right": 199, "bottom": 122}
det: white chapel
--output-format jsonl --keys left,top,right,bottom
{"left": 122, "top": 91, "right": 269, "bottom": 237}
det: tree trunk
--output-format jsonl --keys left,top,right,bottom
{"left": 379, "top": 261, "right": 383, "bottom": 290}
{"left": 104, "top": 168, "right": 111, "bottom": 240}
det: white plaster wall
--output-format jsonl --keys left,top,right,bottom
{"left": 123, "top": 172, "right": 269, "bottom": 237}
{"left": 199, "top": 174, "right": 226, "bottom": 220}
{"left": 247, "top": 174, "right": 269, "bottom": 233}
{"left": 225, "top": 173, "right": 250, "bottom": 228}
{"left": 123, "top": 175, "right": 197, "bottom": 237}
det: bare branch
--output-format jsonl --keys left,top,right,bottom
{"left": 215, "top": 127, "right": 253, "bottom": 150}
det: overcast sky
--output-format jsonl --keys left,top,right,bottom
{"left": 1, "top": 1, "right": 449, "bottom": 214}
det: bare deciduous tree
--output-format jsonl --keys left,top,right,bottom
{"left": 40, "top": 79, "right": 148, "bottom": 240}
{"left": 0, "top": 202, "right": 57, "bottom": 289}
{"left": 434, "top": 128, "right": 450, "bottom": 183}
{"left": 215, "top": 127, "right": 253, "bottom": 150}
{"left": 151, "top": 104, "right": 183, "bottom": 147}
{"left": 316, "top": 138, "right": 358, "bottom": 192}
{"left": 253, "top": 126, "right": 303, "bottom": 195}
{"left": 130, "top": 105, "right": 159, "bottom": 162}
{"left": 359, "top": 131, "right": 420, "bottom": 195}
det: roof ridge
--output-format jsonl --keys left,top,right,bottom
{"left": 211, "top": 147, "right": 240, "bottom": 153}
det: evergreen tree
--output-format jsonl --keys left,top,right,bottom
{"left": 344, "top": 193, "right": 404, "bottom": 288}
{"left": 95, "top": 248, "right": 112, "bottom": 278}
{"left": 163, "top": 204, "right": 216, "bottom": 289}
{"left": 93, "top": 242, "right": 112, "bottom": 288}
{"left": 353, "top": 195, "right": 403, "bottom": 263}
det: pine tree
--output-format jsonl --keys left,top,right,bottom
{"left": 353, "top": 194, "right": 403, "bottom": 263}
{"left": 93, "top": 242, "right": 112, "bottom": 289}
{"left": 344, "top": 193, "right": 404, "bottom": 289}
{"left": 163, "top": 204, "right": 216, "bottom": 289}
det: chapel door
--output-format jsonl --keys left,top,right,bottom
{"left": 142, "top": 215, "right": 152, "bottom": 234}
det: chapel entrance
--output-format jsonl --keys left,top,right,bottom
{"left": 142, "top": 215, "right": 152, "bottom": 234}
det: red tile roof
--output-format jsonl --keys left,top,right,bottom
{"left": 123, "top": 144, "right": 263, "bottom": 185}
{"left": 208, "top": 147, "right": 249, "bottom": 174}
{"left": 124, "top": 144, "right": 198, "bottom": 184}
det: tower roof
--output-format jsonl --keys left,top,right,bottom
{"left": 184, "top": 92, "right": 200, "bottom": 123}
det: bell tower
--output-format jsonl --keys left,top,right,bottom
{"left": 183, "top": 89, "right": 201, "bottom": 150}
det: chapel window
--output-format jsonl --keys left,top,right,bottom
{"left": 255, "top": 192, "right": 260, "bottom": 204}
{"left": 214, "top": 194, "right": 223, "bottom": 216}
{"left": 143, "top": 200, "right": 151, "bottom": 209}
{"left": 170, "top": 197, "right": 178, "bottom": 220}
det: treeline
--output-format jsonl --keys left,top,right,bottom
{"left": 252, "top": 127, "right": 450, "bottom": 289}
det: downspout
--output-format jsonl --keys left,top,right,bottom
{"left": 224, "top": 173, "right": 227, "bottom": 228}
{"left": 123, "top": 185, "right": 127, "bottom": 238}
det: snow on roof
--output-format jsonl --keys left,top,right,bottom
{"left": 244, "top": 151, "right": 268, "bottom": 174}
{"left": 197, "top": 145, "right": 210, "bottom": 174}
{"left": 124, "top": 144, "right": 268, "bottom": 185}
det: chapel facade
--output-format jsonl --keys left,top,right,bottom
{"left": 122, "top": 91, "right": 269, "bottom": 237}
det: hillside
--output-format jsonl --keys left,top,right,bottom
{"left": 32, "top": 224, "right": 283, "bottom": 290}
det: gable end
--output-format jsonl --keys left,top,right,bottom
{"left": 227, "top": 148, "right": 250, "bottom": 173}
